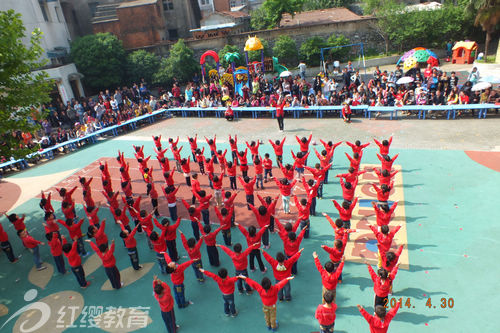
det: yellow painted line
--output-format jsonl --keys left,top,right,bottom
{"left": 344, "top": 164, "right": 409, "bottom": 270}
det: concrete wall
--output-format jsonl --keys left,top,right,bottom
{"left": 1, "top": 0, "right": 72, "bottom": 60}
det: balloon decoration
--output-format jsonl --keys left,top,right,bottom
{"left": 244, "top": 36, "right": 265, "bottom": 87}
{"left": 224, "top": 52, "right": 241, "bottom": 88}
{"left": 208, "top": 69, "right": 219, "bottom": 82}
{"left": 200, "top": 50, "right": 220, "bottom": 82}
{"left": 397, "top": 47, "right": 440, "bottom": 71}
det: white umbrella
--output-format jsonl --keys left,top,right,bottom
{"left": 396, "top": 76, "right": 414, "bottom": 84}
{"left": 471, "top": 81, "right": 492, "bottom": 91}
{"left": 279, "top": 71, "right": 292, "bottom": 78}
{"left": 479, "top": 76, "right": 500, "bottom": 84}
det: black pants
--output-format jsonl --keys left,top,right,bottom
{"left": 230, "top": 176, "right": 237, "bottom": 190}
{"left": 191, "top": 221, "right": 200, "bottom": 240}
{"left": 375, "top": 295, "right": 388, "bottom": 308}
{"left": 269, "top": 216, "right": 275, "bottom": 232}
{"left": 71, "top": 265, "right": 87, "bottom": 287}
{"left": 246, "top": 194, "right": 254, "bottom": 210}
{"left": 277, "top": 116, "right": 284, "bottom": 130}
{"left": 232, "top": 151, "right": 239, "bottom": 165}
{"left": 105, "top": 266, "right": 121, "bottom": 289}
{"left": 185, "top": 176, "right": 191, "bottom": 187}
{"left": 262, "top": 228, "right": 269, "bottom": 246}
{"left": 1, "top": 241, "right": 16, "bottom": 262}
{"left": 167, "top": 239, "right": 179, "bottom": 262}
{"left": 222, "top": 229, "right": 232, "bottom": 246}
{"left": 207, "top": 245, "right": 220, "bottom": 266}
{"left": 249, "top": 249, "right": 265, "bottom": 271}
{"left": 276, "top": 155, "right": 283, "bottom": 167}
{"left": 151, "top": 198, "right": 159, "bottom": 216}
{"left": 128, "top": 247, "right": 141, "bottom": 270}
{"left": 198, "top": 161, "right": 205, "bottom": 174}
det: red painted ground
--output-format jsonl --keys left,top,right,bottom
{"left": 0, "top": 180, "right": 21, "bottom": 214}
{"left": 465, "top": 151, "right": 500, "bottom": 173}
{"left": 40, "top": 157, "right": 303, "bottom": 227}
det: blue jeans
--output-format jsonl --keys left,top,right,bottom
{"left": 317, "top": 182, "right": 324, "bottom": 198}
{"left": 32, "top": 245, "right": 42, "bottom": 268}
{"left": 256, "top": 175, "right": 263, "bottom": 189}
{"left": 264, "top": 169, "right": 273, "bottom": 181}
{"left": 236, "top": 269, "right": 252, "bottom": 293}
{"left": 310, "top": 197, "right": 317, "bottom": 216}
{"left": 161, "top": 309, "right": 177, "bottom": 333}
{"left": 282, "top": 195, "right": 290, "bottom": 213}
{"left": 127, "top": 247, "right": 140, "bottom": 270}
{"left": 229, "top": 176, "right": 237, "bottom": 189}
{"left": 223, "top": 293, "right": 236, "bottom": 315}
{"left": 324, "top": 169, "right": 329, "bottom": 184}
{"left": 192, "top": 259, "right": 204, "bottom": 282}
{"left": 173, "top": 284, "right": 188, "bottom": 308}
{"left": 246, "top": 194, "right": 254, "bottom": 210}
{"left": 76, "top": 237, "right": 87, "bottom": 256}
{"left": 277, "top": 279, "right": 291, "bottom": 301}
{"left": 157, "top": 252, "right": 167, "bottom": 274}
{"left": 287, "top": 254, "right": 298, "bottom": 275}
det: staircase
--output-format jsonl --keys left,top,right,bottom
{"left": 91, "top": 3, "right": 119, "bottom": 24}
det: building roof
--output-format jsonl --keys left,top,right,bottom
{"left": 219, "top": 10, "right": 249, "bottom": 18}
{"left": 118, "top": 0, "right": 157, "bottom": 9}
{"left": 280, "top": 7, "right": 367, "bottom": 27}
{"left": 190, "top": 22, "right": 237, "bottom": 32}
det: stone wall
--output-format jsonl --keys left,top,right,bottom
{"left": 137, "top": 17, "right": 384, "bottom": 60}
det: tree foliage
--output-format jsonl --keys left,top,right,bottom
{"left": 248, "top": 40, "right": 272, "bottom": 62}
{"left": 0, "top": 10, "right": 52, "bottom": 159}
{"left": 125, "top": 50, "right": 160, "bottom": 86}
{"left": 367, "top": 0, "right": 477, "bottom": 52}
{"left": 303, "top": 0, "right": 353, "bottom": 11}
{"left": 466, "top": 0, "right": 500, "bottom": 61}
{"left": 70, "top": 33, "right": 126, "bottom": 92}
{"left": 153, "top": 39, "right": 199, "bottom": 86}
{"left": 218, "top": 44, "right": 245, "bottom": 68}
{"left": 261, "top": 0, "right": 306, "bottom": 28}
{"left": 326, "top": 34, "right": 351, "bottom": 62}
{"left": 250, "top": 7, "right": 273, "bottom": 30}
{"left": 299, "top": 36, "right": 328, "bottom": 66}
{"left": 272, "top": 35, "right": 299, "bottom": 67}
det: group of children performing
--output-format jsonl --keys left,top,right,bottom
{"left": 1, "top": 133, "right": 404, "bottom": 332}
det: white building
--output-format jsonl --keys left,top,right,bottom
{"left": 0, "top": 0, "right": 85, "bottom": 104}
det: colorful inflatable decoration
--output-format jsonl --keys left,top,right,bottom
{"left": 397, "top": 47, "right": 440, "bottom": 71}
{"left": 234, "top": 68, "right": 249, "bottom": 97}
{"left": 272, "top": 57, "right": 288, "bottom": 76}
{"left": 200, "top": 50, "right": 220, "bottom": 82}
{"left": 244, "top": 36, "right": 265, "bottom": 75}
{"left": 452, "top": 41, "right": 478, "bottom": 64}
{"left": 208, "top": 69, "right": 219, "bottom": 82}
{"left": 221, "top": 73, "right": 234, "bottom": 87}
{"left": 224, "top": 52, "right": 241, "bottom": 88}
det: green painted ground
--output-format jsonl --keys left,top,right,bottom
{"left": 1, "top": 138, "right": 498, "bottom": 332}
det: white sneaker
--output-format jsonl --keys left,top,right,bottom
{"left": 37, "top": 266, "right": 47, "bottom": 271}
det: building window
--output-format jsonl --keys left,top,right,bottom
{"left": 200, "top": 0, "right": 210, "bottom": 5}
{"left": 163, "top": 0, "right": 174, "bottom": 10}
{"left": 168, "top": 29, "right": 178, "bottom": 39}
{"left": 230, "top": 0, "right": 236, "bottom": 7}
{"left": 39, "top": 1, "right": 49, "bottom": 21}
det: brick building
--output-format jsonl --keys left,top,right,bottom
{"left": 92, "top": 0, "right": 166, "bottom": 49}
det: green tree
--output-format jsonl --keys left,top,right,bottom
{"left": 272, "top": 35, "right": 299, "bottom": 67}
{"left": 467, "top": 0, "right": 500, "bottom": 61}
{"left": 248, "top": 39, "right": 272, "bottom": 62}
{"left": 153, "top": 39, "right": 199, "bottom": 86}
{"left": 70, "top": 33, "right": 126, "bottom": 92}
{"left": 250, "top": 7, "right": 273, "bottom": 30}
{"left": 303, "top": 0, "right": 353, "bottom": 10}
{"left": 125, "top": 50, "right": 160, "bottom": 85}
{"left": 261, "top": 0, "right": 306, "bottom": 28}
{"left": 0, "top": 10, "right": 52, "bottom": 159}
{"left": 326, "top": 34, "right": 351, "bottom": 62}
{"left": 218, "top": 44, "right": 245, "bottom": 68}
{"left": 299, "top": 36, "right": 328, "bottom": 66}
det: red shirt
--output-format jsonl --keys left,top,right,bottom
{"left": 303, "top": 178, "right": 320, "bottom": 198}
{"left": 340, "top": 178, "right": 358, "bottom": 202}
{"left": 48, "top": 236, "right": 63, "bottom": 256}
{"left": 322, "top": 234, "right": 348, "bottom": 263}
{"left": 220, "top": 244, "right": 256, "bottom": 270}
{"left": 295, "top": 134, "right": 312, "bottom": 152}
{"left": 246, "top": 141, "right": 260, "bottom": 155}
{"left": 164, "top": 170, "right": 175, "bottom": 186}
{"left": 377, "top": 154, "right": 399, "bottom": 172}
{"left": 170, "top": 260, "right": 193, "bottom": 285}
{"left": 294, "top": 196, "right": 312, "bottom": 221}
{"left": 181, "top": 200, "right": 202, "bottom": 223}
{"left": 359, "top": 302, "right": 400, "bottom": 333}
{"left": 120, "top": 224, "right": 139, "bottom": 248}
{"left": 237, "top": 225, "right": 267, "bottom": 247}
{"left": 162, "top": 186, "right": 179, "bottom": 204}
{"left": 314, "top": 257, "right": 344, "bottom": 290}
{"left": 227, "top": 163, "right": 236, "bottom": 177}
{"left": 269, "top": 138, "right": 286, "bottom": 156}
{"left": 94, "top": 221, "right": 108, "bottom": 246}
{"left": 63, "top": 238, "right": 81, "bottom": 267}
{"left": 374, "top": 169, "right": 398, "bottom": 186}
{"left": 263, "top": 251, "right": 301, "bottom": 281}
{"left": 279, "top": 164, "right": 294, "bottom": 181}
{"left": 263, "top": 158, "right": 272, "bottom": 170}
{"left": 333, "top": 198, "right": 357, "bottom": 221}
{"left": 193, "top": 192, "right": 212, "bottom": 210}
{"left": 249, "top": 202, "right": 276, "bottom": 228}
{"left": 204, "top": 270, "right": 239, "bottom": 295}
{"left": 181, "top": 157, "right": 191, "bottom": 174}
{"left": 215, "top": 206, "right": 233, "bottom": 230}
{"left": 276, "top": 100, "right": 286, "bottom": 118}
{"left": 367, "top": 264, "right": 399, "bottom": 297}
{"left": 90, "top": 241, "right": 116, "bottom": 267}
{"left": 373, "top": 202, "right": 398, "bottom": 226}
{"left": 180, "top": 233, "right": 203, "bottom": 260}
{"left": 346, "top": 141, "right": 370, "bottom": 154}
{"left": 0, "top": 224, "right": 9, "bottom": 242}
{"left": 292, "top": 151, "right": 309, "bottom": 169}
{"left": 238, "top": 177, "right": 256, "bottom": 195}
{"left": 12, "top": 216, "right": 26, "bottom": 231}
{"left": 246, "top": 278, "right": 289, "bottom": 306}
{"left": 44, "top": 218, "right": 60, "bottom": 234}
{"left": 275, "top": 178, "right": 296, "bottom": 196}
{"left": 191, "top": 179, "right": 201, "bottom": 194}
{"left": 279, "top": 228, "right": 306, "bottom": 256}
{"left": 315, "top": 303, "right": 337, "bottom": 326}
{"left": 254, "top": 161, "right": 263, "bottom": 175}
{"left": 198, "top": 224, "right": 222, "bottom": 246}
{"left": 21, "top": 234, "right": 42, "bottom": 248}
{"left": 374, "top": 137, "right": 393, "bottom": 156}
{"left": 229, "top": 135, "right": 238, "bottom": 152}
{"left": 154, "top": 218, "right": 180, "bottom": 241}
{"left": 154, "top": 280, "right": 174, "bottom": 312}
{"left": 210, "top": 174, "right": 224, "bottom": 190}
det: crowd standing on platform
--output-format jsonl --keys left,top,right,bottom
{"left": 2, "top": 131, "right": 408, "bottom": 333}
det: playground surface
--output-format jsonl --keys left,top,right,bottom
{"left": 1, "top": 116, "right": 500, "bottom": 332}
